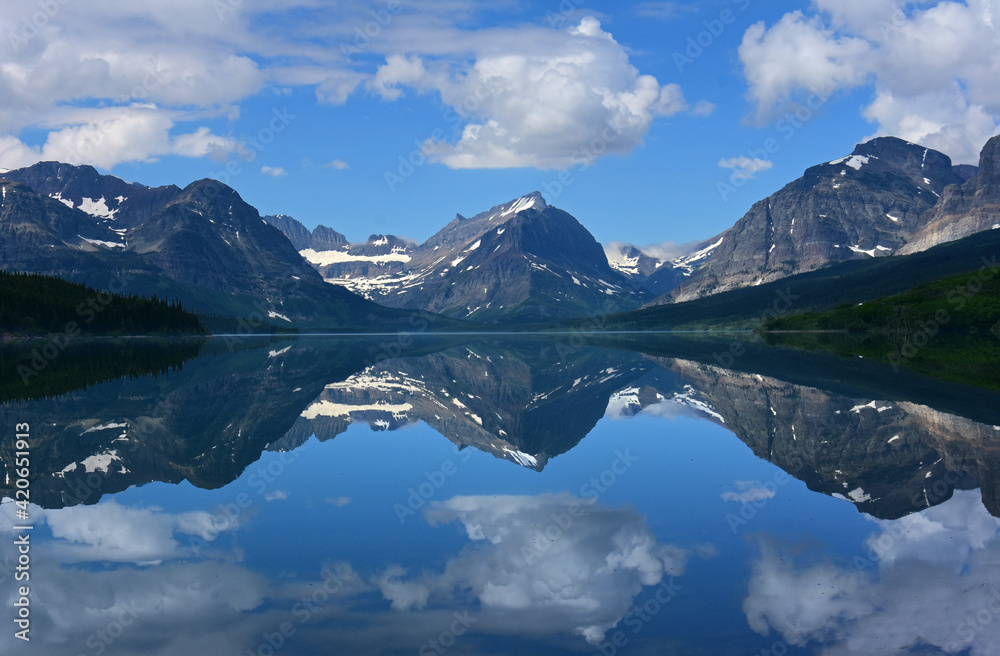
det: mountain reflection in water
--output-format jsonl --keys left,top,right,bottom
{"left": 0, "top": 335, "right": 998, "bottom": 655}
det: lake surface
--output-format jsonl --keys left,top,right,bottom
{"left": 2, "top": 334, "right": 999, "bottom": 655}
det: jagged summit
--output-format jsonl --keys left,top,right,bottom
{"left": 461, "top": 192, "right": 548, "bottom": 223}
{"left": 278, "top": 190, "right": 647, "bottom": 321}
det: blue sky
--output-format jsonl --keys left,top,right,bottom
{"left": 2, "top": 0, "right": 998, "bottom": 251}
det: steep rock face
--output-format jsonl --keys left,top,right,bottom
{"left": 1, "top": 161, "right": 181, "bottom": 228}
{"left": 292, "top": 193, "right": 648, "bottom": 321}
{"left": 656, "top": 138, "right": 963, "bottom": 304}
{"left": 264, "top": 214, "right": 348, "bottom": 252}
{"left": 0, "top": 164, "right": 412, "bottom": 328}
{"left": 0, "top": 180, "right": 122, "bottom": 280}
{"left": 655, "top": 357, "right": 996, "bottom": 518}
{"left": 900, "top": 134, "right": 1000, "bottom": 254}
{"left": 954, "top": 164, "right": 979, "bottom": 182}
{"left": 605, "top": 233, "right": 728, "bottom": 297}
{"left": 130, "top": 181, "right": 320, "bottom": 296}
{"left": 0, "top": 341, "right": 379, "bottom": 508}
{"left": 124, "top": 180, "right": 406, "bottom": 326}
{"left": 398, "top": 202, "right": 645, "bottom": 320}
{"left": 306, "top": 234, "right": 414, "bottom": 281}
{"left": 249, "top": 344, "right": 713, "bottom": 471}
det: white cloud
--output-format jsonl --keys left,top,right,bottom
{"left": 738, "top": 1, "right": 1000, "bottom": 163}
{"left": 28, "top": 500, "right": 226, "bottom": 565}
{"left": 0, "top": 106, "right": 240, "bottom": 170}
{"left": 721, "top": 480, "right": 778, "bottom": 504}
{"left": 323, "top": 159, "right": 350, "bottom": 170}
{"left": 369, "top": 54, "right": 429, "bottom": 101}
{"left": 743, "top": 491, "right": 1000, "bottom": 655}
{"left": 378, "top": 494, "right": 689, "bottom": 645}
{"left": 404, "top": 17, "right": 694, "bottom": 169}
{"left": 0, "top": 3, "right": 701, "bottom": 171}
{"left": 604, "top": 239, "right": 707, "bottom": 264}
{"left": 261, "top": 165, "right": 286, "bottom": 177}
{"left": 264, "top": 489, "right": 289, "bottom": 501}
{"left": 718, "top": 155, "right": 774, "bottom": 180}
{"left": 691, "top": 100, "right": 716, "bottom": 117}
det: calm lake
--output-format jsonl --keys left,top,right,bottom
{"left": 2, "top": 334, "right": 999, "bottom": 655}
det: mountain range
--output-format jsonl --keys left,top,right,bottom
{"left": 1, "top": 133, "right": 998, "bottom": 329}
{"left": 652, "top": 136, "right": 987, "bottom": 304}
{"left": 266, "top": 193, "right": 654, "bottom": 321}
{"left": 4, "top": 335, "right": 998, "bottom": 520}
{"left": 0, "top": 163, "right": 432, "bottom": 330}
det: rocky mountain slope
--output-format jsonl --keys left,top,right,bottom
{"left": 0, "top": 338, "right": 720, "bottom": 507}
{"left": 604, "top": 233, "right": 728, "bottom": 297}
{"left": 1, "top": 161, "right": 182, "bottom": 228}
{"left": 654, "top": 137, "right": 968, "bottom": 304}
{"left": 0, "top": 164, "right": 425, "bottom": 329}
{"left": 271, "top": 193, "right": 650, "bottom": 322}
{"left": 899, "top": 134, "right": 1000, "bottom": 254}
{"left": 654, "top": 357, "right": 999, "bottom": 518}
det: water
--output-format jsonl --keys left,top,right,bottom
{"left": 1, "top": 335, "right": 999, "bottom": 655}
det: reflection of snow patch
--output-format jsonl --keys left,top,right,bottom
{"left": 81, "top": 450, "right": 121, "bottom": 474}
{"left": 847, "top": 487, "right": 872, "bottom": 503}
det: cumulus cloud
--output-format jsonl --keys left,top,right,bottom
{"left": 743, "top": 490, "right": 1000, "bottom": 655}
{"left": 718, "top": 155, "right": 774, "bottom": 180}
{"left": 323, "top": 159, "right": 350, "bottom": 170}
{"left": 261, "top": 166, "right": 286, "bottom": 178}
{"left": 738, "top": 1, "right": 1000, "bottom": 162}
{"left": 0, "top": 106, "right": 240, "bottom": 170}
{"left": 410, "top": 17, "right": 693, "bottom": 169}
{"left": 35, "top": 500, "right": 225, "bottom": 565}
{"left": 0, "top": 2, "right": 698, "bottom": 171}
{"left": 377, "top": 494, "right": 689, "bottom": 645}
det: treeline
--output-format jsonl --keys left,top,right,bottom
{"left": 762, "top": 268, "right": 1000, "bottom": 334}
{"left": 0, "top": 271, "right": 206, "bottom": 336}
{"left": 0, "top": 339, "right": 205, "bottom": 402}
